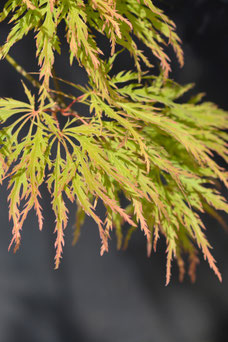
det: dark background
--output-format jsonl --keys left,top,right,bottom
{"left": 0, "top": 0, "right": 228, "bottom": 341}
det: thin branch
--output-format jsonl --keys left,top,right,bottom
{"left": 5, "top": 54, "right": 41, "bottom": 89}
{"left": 5, "top": 54, "right": 55, "bottom": 106}
{"left": 51, "top": 68, "right": 66, "bottom": 108}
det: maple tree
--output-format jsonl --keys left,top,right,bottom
{"left": 0, "top": 0, "right": 227, "bottom": 284}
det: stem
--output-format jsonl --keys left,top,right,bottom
{"left": 5, "top": 54, "right": 88, "bottom": 123}
{"left": 5, "top": 54, "right": 41, "bottom": 89}
{"left": 52, "top": 67, "right": 66, "bottom": 108}
{"left": 5, "top": 54, "right": 55, "bottom": 106}
{"left": 49, "top": 89, "right": 90, "bottom": 106}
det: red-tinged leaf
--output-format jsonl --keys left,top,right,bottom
{"left": 176, "top": 253, "right": 185, "bottom": 282}
{"left": 72, "top": 201, "right": 85, "bottom": 245}
{"left": 165, "top": 246, "right": 173, "bottom": 286}
{"left": 201, "top": 244, "right": 222, "bottom": 282}
{"left": 49, "top": 0, "right": 55, "bottom": 12}
{"left": 23, "top": 0, "right": 36, "bottom": 10}
{"left": 54, "top": 221, "right": 65, "bottom": 269}
{"left": 147, "top": 238, "right": 152, "bottom": 258}
{"left": 52, "top": 194, "right": 69, "bottom": 269}
{"left": 7, "top": 171, "right": 27, "bottom": 254}
{"left": 188, "top": 251, "right": 199, "bottom": 283}
{"left": 153, "top": 224, "right": 160, "bottom": 252}
{"left": 133, "top": 198, "right": 150, "bottom": 241}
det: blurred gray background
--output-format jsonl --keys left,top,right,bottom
{"left": 0, "top": 0, "right": 228, "bottom": 341}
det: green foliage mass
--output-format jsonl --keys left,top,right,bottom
{"left": 0, "top": 0, "right": 227, "bottom": 284}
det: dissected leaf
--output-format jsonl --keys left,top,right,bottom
{"left": 0, "top": 0, "right": 227, "bottom": 284}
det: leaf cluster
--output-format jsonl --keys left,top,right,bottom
{"left": 0, "top": 0, "right": 227, "bottom": 284}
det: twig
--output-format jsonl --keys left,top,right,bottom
{"left": 5, "top": 54, "right": 55, "bottom": 106}
{"left": 5, "top": 54, "right": 41, "bottom": 89}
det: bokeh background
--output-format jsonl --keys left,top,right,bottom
{"left": 0, "top": 0, "right": 228, "bottom": 341}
